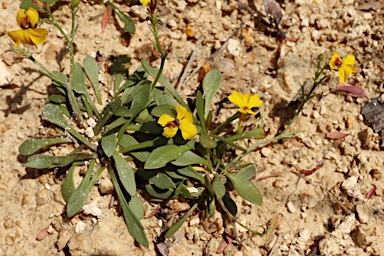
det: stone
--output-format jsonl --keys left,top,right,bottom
{"left": 341, "top": 176, "right": 358, "bottom": 190}
{"left": 356, "top": 204, "right": 370, "bottom": 224}
{"left": 287, "top": 201, "right": 296, "bottom": 213}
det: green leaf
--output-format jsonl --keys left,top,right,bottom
{"left": 155, "top": 95, "right": 178, "bottom": 106}
{"left": 113, "top": 151, "right": 136, "bottom": 196}
{"left": 106, "top": 1, "right": 135, "bottom": 34}
{"left": 71, "top": 62, "right": 99, "bottom": 118}
{"left": 130, "top": 82, "right": 151, "bottom": 118}
{"left": 212, "top": 174, "right": 226, "bottom": 198}
{"left": 176, "top": 166, "right": 205, "bottom": 183}
{"left": 61, "top": 166, "right": 76, "bottom": 202}
{"left": 144, "top": 144, "right": 192, "bottom": 169}
{"left": 145, "top": 184, "right": 174, "bottom": 199}
{"left": 19, "top": 137, "right": 72, "bottom": 156}
{"left": 108, "top": 165, "right": 148, "bottom": 247}
{"left": 129, "top": 196, "right": 144, "bottom": 220}
{"left": 67, "top": 160, "right": 102, "bottom": 217}
{"left": 83, "top": 56, "right": 102, "bottom": 104}
{"left": 165, "top": 203, "right": 197, "bottom": 238}
{"left": 101, "top": 133, "right": 117, "bottom": 158}
{"left": 227, "top": 128, "right": 266, "bottom": 141}
{"left": 23, "top": 154, "right": 64, "bottom": 169}
{"left": 149, "top": 173, "right": 175, "bottom": 190}
{"left": 171, "top": 151, "right": 212, "bottom": 171}
{"left": 42, "top": 104, "right": 97, "bottom": 151}
{"left": 199, "top": 134, "right": 217, "bottom": 149}
{"left": 94, "top": 97, "right": 122, "bottom": 135}
{"left": 226, "top": 173, "right": 262, "bottom": 205}
{"left": 196, "top": 91, "right": 206, "bottom": 135}
{"left": 237, "top": 166, "right": 256, "bottom": 181}
{"left": 202, "top": 69, "right": 221, "bottom": 119}
{"left": 151, "top": 104, "right": 175, "bottom": 118}
{"left": 222, "top": 195, "right": 238, "bottom": 216}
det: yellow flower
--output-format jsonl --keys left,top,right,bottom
{"left": 7, "top": 8, "right": 48, "bottom": 48}
{"left": 329, "top": 52, "right": 356, "bottom": 83}
{"left": 228, "top": 91, "right": 263, "bottom": 115}
{"left": 158, "top": 106, "right": 197, "bottom": 140}
{"left": 140, "top": 0, "right": 150, "bottom": 6}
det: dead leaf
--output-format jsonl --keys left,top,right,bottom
{"left": 366, "top": 186, "right": 376, "bottom": 199}
{"left": 36, "top": 226, "right": 50, "bottom": 241}
{"left": 101, "top": 6, "right": 112, "bottom": 33}
{"left": 301, "top": 163, "right": 324, "bottom": 176}
{"left": 265, "top": 215, "right": 279, "bottom": 242}
{"left": 337, "top": 86, "right": 366, "bottom": 97}
{"left": 216, "top": 234, "right": 233, "bottom": 254}
{"left": 326, "top": 132, "right": 349, "bottom": 139}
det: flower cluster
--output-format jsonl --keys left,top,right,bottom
{"left": 7, "top": 8, "right": 48, "bottom": 48}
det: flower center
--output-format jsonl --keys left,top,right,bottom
{"left": 334, "top": 57, "right": 341, "bottom": 67}
{"left": 20, "top": 16, "right": 33, "bottom": 29}
{"left": 167, "top": 119, "right": 180, "bottom": 128}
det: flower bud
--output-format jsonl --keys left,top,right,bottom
{"left": 71, "top": 0, "right": 81, "bottom": 8}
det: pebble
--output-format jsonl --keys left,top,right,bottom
{"left": 261, "top": 147, "right": 272, "bottom": 157}
{"left": 298, "top": 228, "right": 310, "bottom": 242}
{"left": 341, "top": 176, "right": 358, "bottom": 190}
{"left": 356, "top": 204, "right": 370, "bottom": 224}
{"left": 36, "top": 189, "right": 50, "bottom": 206}
{"left": 75, "top": 221, "right": 86, "bottom": 234}
{"left": 189, "top": 218, "right": 200, "bottom": 226}
{"left": 227, "top": 39, "right": 241, "bottom": 56}
{"left": 287, "top": 201, "right": 296, "bottom": 213}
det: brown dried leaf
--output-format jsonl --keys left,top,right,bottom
{"left": 101, "top": 6, "right": 113, "bottom": 33}
{"left": 326, "top": 132, "right": 349, "bottom": 139}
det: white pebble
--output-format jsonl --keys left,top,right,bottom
{"left": 75, "top": 221, "right": 86, "bottom": 234}
{"left": 287, "top": 201, "right": 296, "bottom": 213}
{"left": 261, "top": 147, "right": 272, "bottom": 157}
{"left": 341, "top": 176, "right": 357, "bottom": 190}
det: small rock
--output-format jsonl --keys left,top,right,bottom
{"left": 189, "top": 218, "right": 200, "bottom": 226}
{"left": 341, "top": 176, "right": 358, "bottom": 190}
{"left": 36, "top": 189, "right": 50, "bottom": 206}
{"left": 82, "top": 204, "right": 103, "bottom": 218}
{"left": 273, "top": 179, "right": 284, "bottom": 189}
{"left": 298, "top": 228, "right": 310, "bottom": 242}
{"left": 227, "top": 39, "right": 241, "bottom": 56}
{"left": 85, "top": 127, "right": 94, "bottom": 138}
{"left": 356, "top": 204, "right": 370, "bottom": 224}
{"left": 98, "top": 178, "right": 114, "bottom": 195}
{"left": 75, "top": 221, "right": 86, "bottom": 234}
{"left": 169, "top": 200, "right": 190, "bottom": 211}
{"left": 287, "top": 201, "right": 296, "bottom": 213}
{"left": 261, "top": 147, "right": 272, "bottom": 157}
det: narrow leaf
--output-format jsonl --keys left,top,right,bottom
{"left": 108, "top": 165, "right": 148, "bottom": 247}
{"left": 171, "top": 151, "right": 211, "bottom": 170}
{"left": 236, "top": 166, "right": 256, "bottom": 181}
{"left": 165, "top": 203, "right": 197, "bottom": 238}
{"left": 150, "top": 173, "right": 175, "bottom": 190}
{"left": 145, "top": 144, "right": 192, "bottom": 169}
{"left": 101, "top": 5, "right": 112, "bottom": 32}
{"left": 101, "top": 133, "right": 117, "bottom": 157}
{"left": 83, "top": 56, "right": 102, "bottom": 104}
{"left": 106, "top": 1, "right": 135, "bottom": 34}
{"left": 19, "top": 137, "right": 72, "bottom": 156}
{"left": 61, "top": 166, "right": 76, "bottom": 202}
{"left": 113, "top": 151, "right": 136, "bottom": 196}
{"left": 212, "top": 174, "right": 226, "bottom": 198}
{"left": 176, "top": 166, "right": 205, "bottom": 183}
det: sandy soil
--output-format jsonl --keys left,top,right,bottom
{"left": 1, "top": 0, "right": 384, "bottom": 255}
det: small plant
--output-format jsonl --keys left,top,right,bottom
{"left": 10, "top": 0, "right": 356, "bottom": 248}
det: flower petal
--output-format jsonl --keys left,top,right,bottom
{"left": 16, "top": 9, "right": 27, "bottom": 27}
{"left": 175, "top": 105, "right": 188, "bottom": 120}
{"left": 179, "top": 120, "right": 197, "bottom": 140}
{"left": 26, "top": 8, "right": 40, "bottom": 28}
{"left": 228, "top": 91, "right": 246, "bottom": 108}
{"left": 338, "top": 67, "right": 347, "bottom": 83}
{"left": 342, "top": 54, "right": 356, "bottom": 65}
{"left": 27, "top": 28, "right": 48, "bottom": 46}
{"left": 158, "top": 114, "right": 175, "bottom": 127}
{"left": 140, "top": 0, "right": 150, "bottom": 6}
{"left": 329, "top": 52, "right": 341, "bottom": 70}
{"left": 163, "top": 126, "right": 178, "bottom": 138}
{"left": 247, "top": 94, "right": 263, "bottom": 109}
